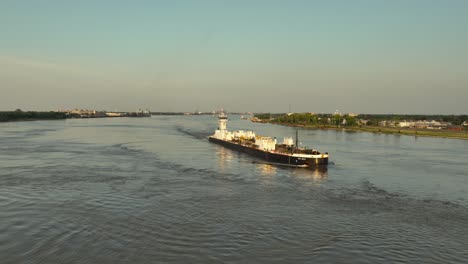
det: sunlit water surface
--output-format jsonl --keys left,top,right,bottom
{"left": 1, "top": 116, "right": 467, "bottom": 263}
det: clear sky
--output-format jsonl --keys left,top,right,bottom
{"left": 1, "top": 0, "right": 467, "bottom": 114}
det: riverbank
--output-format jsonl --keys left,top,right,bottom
{"left": 0, "top": 110, "right": 151, "bottom": 123}
{"left": 0, "top": 111, "right": 68, "bottom": 123}
{"left": 261, "top": 121, "right": 468, "bottom": 140}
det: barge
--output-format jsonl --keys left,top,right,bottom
{"left": 208, "top": 111, "right": 329, "bottom": 167}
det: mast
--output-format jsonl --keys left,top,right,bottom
{"left": 295, "top": 129, "right": 299, "bottom": 148}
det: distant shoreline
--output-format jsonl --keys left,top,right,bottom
{"left": 260, "top": 121, "right": 468, "bottom": 140}
{"left": 0, "top": 111, "right": 68, "bottom": 123}
{"left": 0, "top": 118, "right": 67, "bottom": 123}
{"left": 0, "top": 110, "right": 151, "bottom": 123}
{"left": 0, "top": 116, "right": 153, "bottom": 123}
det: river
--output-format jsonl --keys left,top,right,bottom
{"left": 1, "top": 116, "right": 467, "bottom": 263}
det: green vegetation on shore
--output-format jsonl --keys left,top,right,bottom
{"left": 0, "top": 109, "right": 68, "bottom": 122}
{"left": 341, "top": 126, "right": 468, "bottom": 139}
{"left": 254, "top": 113, "right": 468, "bottom": 139}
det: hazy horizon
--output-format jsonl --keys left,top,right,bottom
{"left": 1, "top": 1, "right": 467, "bottom": 114}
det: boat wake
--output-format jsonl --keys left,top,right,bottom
{"left": 174, "top": 125, "right": 211, "bottom": 140}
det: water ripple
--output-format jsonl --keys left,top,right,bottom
{"left": 1, "top": 117, "right": 467, "bottom": 263}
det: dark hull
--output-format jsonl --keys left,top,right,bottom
{"left": 209, "top": 137, "right": 328, "bottom": 167}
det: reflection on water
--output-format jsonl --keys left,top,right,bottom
{"left": 292, "top": 166, "right": 328, "bottom": 183}
{"left": 257, "top": 163, "right": 277, "bottom": 176}
{"left": 215, "top": 145, "right": 234, "bottom": 172}
{"left": 309, "top": 166, "right": 328, "bottom": 180}
{"left": 255, "top": 163, "right": 277, "bottom": 187}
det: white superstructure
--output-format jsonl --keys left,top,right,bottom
{"left": 212, "top": 111, "right": 256, "bottom": 142}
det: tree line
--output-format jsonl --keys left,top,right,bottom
{"left": 254, "top": 113, "right": 467, "bottom": 127}
{"left": 254, "top": 113, "right": 357, "bottom": 126}
{"left": 0, "top": 109, "right": 68, "bottom": 122}
{"left": 359, "top": 114, "right": 467, "bottom": 126}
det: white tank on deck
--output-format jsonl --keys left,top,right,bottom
{"left": 255, "top": 137, "right": 276, "bottom": 151}
{"left": 283, "top": 137, "right": 294, "bottom": 146}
